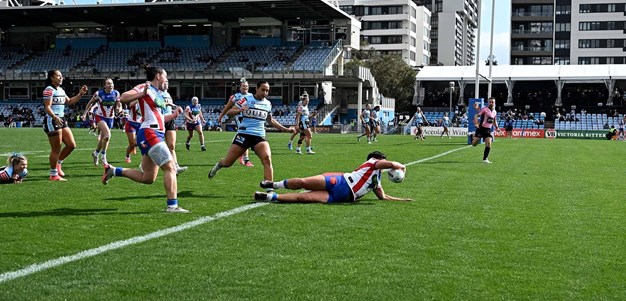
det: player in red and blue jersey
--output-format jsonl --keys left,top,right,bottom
{"left": 101, "top": 66, "right": 188, "bottom": 213}
{"left": 42, "top": 69, "right": 88, "bottom": 181}
{"left": 184, "top": 96, "right": 206, "bottom": 151}
{"left": 123, "top": 100, "right": 142, "bottom": 163}
{"left": 471, "top": 97, "right": 502, "bottom": 163}
{"left": 84, "top": 78, "right": 121, "bottom": 166}
{"left": 254, "top": 151, "right": 412, "bottom": 203}
{"left": 0, "top": 153, "right": 28, "bottom": 184}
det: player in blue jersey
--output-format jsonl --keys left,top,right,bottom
{"left": 254, "top": 151, "right": 412, "bottom": 203}
{"left": 294, "top": 91, "right": 315, "bottom": 154}
{"left": 184, "top": 96, "right": 206, "bottom": 151}
{"left": 439, "top": 112, "right": 452, "bottom": 139}
{"left": 0, "top": 153, "right": 28, "bottom": 184}
{"left": 42, "top": 69, "right": 88, "bottom": 181}
{"left": 208, "top": 81, "right": 296, "bottom": 188}
{"left": 218, "top": 78, "right": 254, "bottom": 166}
{"left": 83, "top": 78, "right": 121, "bottom": 166}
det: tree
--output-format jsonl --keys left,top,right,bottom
{"left": 345, "top": 45, "right": 417, "bottom": 112}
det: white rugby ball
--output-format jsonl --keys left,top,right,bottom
{"left": 388, "top": 169, "right": 405, "bottom": 183}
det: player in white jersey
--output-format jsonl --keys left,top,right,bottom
{"left": 255, "top": 151, "right": 412, "bottom": 203}
{"left": 161, "top": 84, "right": 188, "bottom": 174}
{"left": 102, "top": 66, "right": 188, "bottom": 213}
{"left": 440, "top": 112, "right": 451, "bottom": 139}
{"left": 370, "top": 105, "right": 381, "bottom": 142}
{"left": 83, "top": 78, "right": 121, "bottom": 166}
{"left": 413, "top": 107, "right": 427, "bottom": 141}
{"left": 356, "top": 104, "right": 372, "bottom": 143}
{"left": 294, "top": 91, "right": 315, "bottom": 154}
{"left": 42, "top": 69, "right": 88, "bottom": 181}
{"left": 208, "top": 81, "right": 296, "bottom": 189}
{"left": 218, "top": 78, "right": 255, "bottom": 166}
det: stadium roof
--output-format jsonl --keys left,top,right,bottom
{"left": 416, "top": 65, "right": 626, "bottom": 83}
{"left": 0, "top": 0, "right": 351, "bottom": 27}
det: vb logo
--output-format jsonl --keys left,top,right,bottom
{"left": 545, "top": 129, "right": 556, "bottom": 139}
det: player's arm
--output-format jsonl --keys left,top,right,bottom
{"left": 267, "top": 114, "right": 295, "bottom": 133}
{"left": 198, "top": 111, "right": 206, "bottom": 124}
{"left": 374, "top": 160, "right": 406, "bottom": 173}
{"left": 373, "top": 186, "right": 412, "bottom": 201}
{"left": 43, "top": 90, "right": 62, "bottom": 125}
{"left": 66, "top": 85, "right": 88, "bottom": 105}
{"left": 120, "top": 82, "right": 148, "bottom": 104}
{"left": 82, "top": 94, "right": 98, "bottom": 119}
{"left": 183, "top": 107, "right": 194, "bottom": 123}
{"left": 474, "top": 111, "right": 481, "bottom": 128}
{"left": 218, "top": 96, "right": 235, "bottom": 122}
{"left": 164, "top": 105, "right": 182, "bottom": 123}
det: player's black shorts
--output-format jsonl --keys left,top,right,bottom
{"left": 232, "top": 133, "right": 266, "bottom": 150}
{"left": 43, "top": 116, "right": 68, "bottom": 134}
{"left": 298, "top": 120, "right": 310, "bottom": 131}
{"left": 475, "top": 127, "right": 493, "bottom": 139}
{"left": 164, "top": 120, "right": 177, "bottom": 131}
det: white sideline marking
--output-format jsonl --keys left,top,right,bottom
{"left": 0, "top": 145, "right": 471, "bottom": 284}
{"left": 404, "top": 145, "right": 472, "bottom": 166}
{"left": 0, "top": 202, "right": 268, "bottom": 284}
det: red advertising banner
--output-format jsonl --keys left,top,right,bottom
{"left": 496, "top": 129, "right": 545, "bottom": 138}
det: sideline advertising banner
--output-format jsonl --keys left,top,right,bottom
{"left": 555, "top": 130, "right": 606, "bottom": 140}
{"left": 495, "top": 129, "right": 545, "bottom": 138}
{"left": 411, "top": 126, "right": 468, "bottom": 137}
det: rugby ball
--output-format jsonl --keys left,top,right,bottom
{"left": 388, "top": 169, "right": 405, "bottom": 183}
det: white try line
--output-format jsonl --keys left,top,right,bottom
{"left": 404, "top": 145, "right": 472, "bottom": 166}
{"left": 0, "top": 202, "right": 268, "bottom": 284}
{"left": 0, "top": 145, "right": 471, "bottom": 284}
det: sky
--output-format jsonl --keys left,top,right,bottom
{"left": 478, "top": 0, "right": 511, "bottom": 65}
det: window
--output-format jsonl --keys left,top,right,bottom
{"left": 411, "top": 37, "right": 416, "bottom": 47}
{"left": 411, "top": 7, "right": 416, "bottom": 18}
{"left": 607, "top": 39, "right": 615, "bottom": 48}
{"left": 555, "top": 23, "right": 571, "bottom": 32}
{"left": 555, "top": 57, "right": 570, "bottom": 65}
{"left": 410, "top": 51, "right": 416, "bottom": 61}
{"left": 555, "top": 40, "right": 570, "bottom": 49}
{"left": 411, "top": 23, "right": 416, "bottom": 33}
{"left": 556, "top": 5, "right": 571, "bottom": 15}
{"left": 579, "top": 4, "right": 590, "bottom": 13}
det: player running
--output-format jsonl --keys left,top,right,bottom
{"left": 102, "top": 66, "right": 189, "bottom": 213}
{"left": 218, "top": 78, "right": 254, "bottom": 166}
{"left": 184, "top": 96, "right": 206, "bottom": 151}
{"left": 84, "top": 78, "right": 121, "bottom": 166}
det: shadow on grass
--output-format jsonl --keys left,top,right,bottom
{"left": 0, "top": 208, "right": 149, "bottom": 218}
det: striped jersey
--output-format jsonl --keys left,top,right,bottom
{"left": 43, "top": 86, "right": 67, "bottom": 117}
{"left": 342, "top": 158, "right": 382, "bottom": 200}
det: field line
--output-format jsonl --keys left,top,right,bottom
{"left": 0, "top": 202, "right": 268, "bottom": 284}
{"left": 0, "top": 144, "right": 470, "bottom": 284}
{"left": 404, "top": 145, "right": 472, "bottom": 166}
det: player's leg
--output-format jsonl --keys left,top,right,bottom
{"left": 196, "top": 124, "right": 206, "bottom": 151}
{"left": 97, "top": 120, "right": 112, "bottom": 165}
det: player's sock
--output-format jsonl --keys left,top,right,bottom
{"left": 483, "top": 147, "right": 491, "bottom": 160}
{"left": 114, "top": 167, "right": 124, "bottom": 177}
{"left": 167, "top": 199, "right": 178, "bottom": 208}
{"left": 50, "top": 169, "right": 58, "bottom": 176}
{"left": 275, "top": 180, "right": 287, "bottom": 189}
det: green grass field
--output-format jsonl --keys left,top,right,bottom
{"left": 0, "top": 127, "right": 625, "bottom": 300}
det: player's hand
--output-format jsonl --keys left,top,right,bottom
{"left": 142, "top": 81, "right": 150, "bottom": 96}
{"left": 287, "top": 126, "right": 296, "bottom": 133}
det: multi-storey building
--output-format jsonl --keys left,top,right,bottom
{"left": 511, "top": 0, "right": 626, "bottom": 65}
{"left": 423, "top": 0, "right": 478, "bottom": 66}
{"left": 338, "top": 0, "right": 431, "bottom": 67}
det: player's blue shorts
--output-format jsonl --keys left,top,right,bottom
{"left": 136, "top": 128, "right": 165, "bottom": 156}
{"left": 96, "top": 115, "right": 114, "bottom": 129}
{"left": 125, "top": 121, "right": 141, "bottom": 134}
{"left": 323, "top": 173, "right": 354, "bottom": 203}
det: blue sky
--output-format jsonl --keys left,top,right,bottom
{"left": 478, "top": 0, "right": 511, "bottom": 65}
